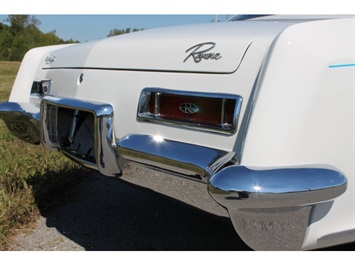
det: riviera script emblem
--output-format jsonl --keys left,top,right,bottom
{"left": 179, "top": 103, "right": 199, "bottom": 114}
{"left": 183, "top": 42, "right": 222, "bottom": 63}
{"left": 45, "top": 55, "right": 56, "bottom": 64}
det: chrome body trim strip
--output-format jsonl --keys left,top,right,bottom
{"left": 40, "top": 96, "right": 123, "bottom": 177}
{"left": 0, "top": 101, "right": 41, "bottom": 144}
{"left": 117, "top": 134, "right": 235, "bottom": 182}
{"left": 137, "top": 88, "right": 243, "bottom": 135}
{"left": 208, "top": 166, "right": 347, "bottom": 250}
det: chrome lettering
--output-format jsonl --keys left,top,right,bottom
{"left": 183, "top": 42, "right": 222, "bottom": 63}
{"left": 45, "top": 55, "right": 56, "bottom": 64}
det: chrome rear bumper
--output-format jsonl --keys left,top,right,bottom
{"left": 40, "top": 96, "right": 123, "bottom": 177}
{"left": 0, "top": 97, "right": 348, "bottom": 250}
{"left": 0, "top": 102, "right": 40, "bottom": 144}
{"left": 117, "top": 134, "right": 236, "bottom": 182}
{"left": 208, "top": 166, "right": 347, "bottom": 250}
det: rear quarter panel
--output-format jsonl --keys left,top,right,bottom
{"left": 241, "top": 18, "right": 355, "bottom": 249}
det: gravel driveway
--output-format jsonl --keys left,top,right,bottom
{"left": 8, "top": 165, "right": 250, "bottom": 251}
{"left": 7, "top": 164, "right": 355, "bottom": 251}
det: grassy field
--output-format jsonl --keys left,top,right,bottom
{"left": 0, "top": 62, "right": 19, "bottom": 102}
{"left": 0, "top": 61, "right": 87, "bottom": 248}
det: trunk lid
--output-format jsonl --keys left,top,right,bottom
{"left": 46, "top": 21, "right": 293, "bottom": 74}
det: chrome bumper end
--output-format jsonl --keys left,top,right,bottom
{"left": 0, "top": 101, "right": 40, "bottom": 144}
{"left": 208, "top": 166, "right": 347, "bottom": 250}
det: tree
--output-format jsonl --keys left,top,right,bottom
{"left": 0, "top": 28, "right": 13, "bottom": 60}
{"left": 6, "top": 15, "right": 40, "bottom": 34}
{"left": 107, "top": 27, "right": 143, "bottom": 37}
{"left": 0, "top": 15, "right": 79, "bottom": 61}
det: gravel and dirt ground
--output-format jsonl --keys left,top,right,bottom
{"left": 6, "top": 165, "right": 355, "bottom": 251}
{"left": 7, "top": 166, "right": 250, "bottom": 251}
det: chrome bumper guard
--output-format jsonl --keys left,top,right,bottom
{"left": 208, "top": 166, "right": 347, "bottom": 250}
{"left": 40, "top": 96, "right": 123, "bottom": 177}
{"left": 0, "top": 102, "right": 41, "bottom": 144}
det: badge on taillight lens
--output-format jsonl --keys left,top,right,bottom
{"left": 137, "top": 88, "right": 242, "bottom": 135}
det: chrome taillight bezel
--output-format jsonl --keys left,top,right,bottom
{"left": 30, "top": 79, "right": 52, "bottom": 107}
{"left": 137, "top": 88, "right": 243, "bottom": 135}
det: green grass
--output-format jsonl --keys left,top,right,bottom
{"left": 0, "top": 61, "right": 20, "bottom": 102}
{"left": 0, "top": 61, "right": 88, "bottom": 248}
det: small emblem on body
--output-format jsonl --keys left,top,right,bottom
{"left": 179, "top": 103, "right": 199, "bottom": 114}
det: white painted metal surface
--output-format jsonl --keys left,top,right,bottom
{"left": 4, "top": 15, "right": 355, "bottom": 250}
{"left": 241, "top": 18, "right": 355, "bottom": 249}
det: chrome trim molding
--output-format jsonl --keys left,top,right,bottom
{"left": 40, "top": 96, "right": 123, "bottom": 177}
{"left": 117, "top": 134, "right": 235, "bottom": 182}
{"left": 208, "top": 166, "right": 347, "bottom": 250}
{"left": 0, "top": 101, "right": 40, "bottom": 144}
{"left": 137, "top": 88, "right": 243, "bottom": 135}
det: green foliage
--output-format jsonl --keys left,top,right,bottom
{"left": 0, "top": 15, "right": 79, "bottom": 61}
{"left": 107, "top": 27, "right": 143, "bottom": 37}
{"left": 7, "top": 15, "right": 40, "bottom": 34}
{"left": 0, "top": 61, "right": 88, "bottom": 248}
{"left": 0, "top": 120, "right": 87, "bottom": 245}
{"left": 0, "top": 30, "right": 13, "bottom": 60}
{"left": 0, "top": 61, "right": 19, "bottom": 102}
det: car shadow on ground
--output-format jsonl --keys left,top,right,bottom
{"left": 37, "top": 171, "right": 251, "bottom": 251}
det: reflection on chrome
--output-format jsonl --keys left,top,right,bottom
{"left": 117, "top": 134, "right": 235, "bottom": 182}
{"left": 137, "top": 88, "right": 243, "bottom": 135}
{"left": 40, "top": 96, "right": 123, "bottom": 177}
{"left": 208, "top": 165, "right": 347, "bottom": 250}
{"left": 152, "top": 135, "right": 164, "bottom": 143}
{"left": 253, "top": 185, "right": 261, "bottom": 192}
{"left": 0, "top": 102, "right": 40, "bottom": 144}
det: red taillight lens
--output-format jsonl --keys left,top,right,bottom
{"left": 159, "top": 94, "right": 236, "bottom": 128}
{"left": 138, "top": 89, "right": 242, "bottom": 135}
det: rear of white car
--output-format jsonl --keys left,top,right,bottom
{"left": 0, "top": 15, "right": 354, "bottom": 250}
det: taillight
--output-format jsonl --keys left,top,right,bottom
{"left": 138, "top": 88, "right": 242, "bottom": 135}
{"left": 30, "top": 79, "right": 52, "bottom": 107}
{"left": 31, "top": 80, "right": 52, "bottom": 97}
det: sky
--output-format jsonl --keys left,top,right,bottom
{"left": 0, "top": 15, "right": 231, "bottom": 43}
{"left": 1, "top": 0, "right": 353, "bottom": 43}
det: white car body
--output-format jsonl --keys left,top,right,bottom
{"left": 1, "top": 15, "right": 354, "bottom": 250}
